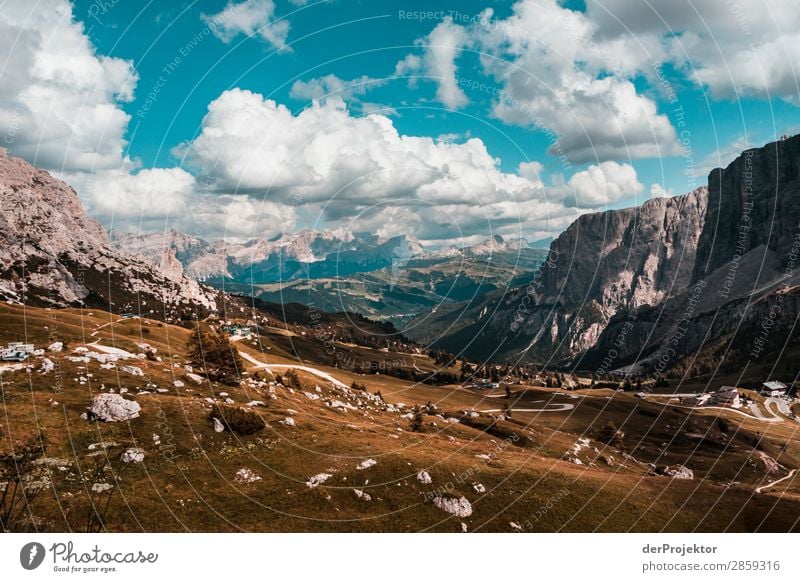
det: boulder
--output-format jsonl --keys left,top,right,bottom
{"left": 85, "top": 394, "right": 141, "bottom": 422}
{"left": 660, "top": 464, "right": 694, "bottom": 480}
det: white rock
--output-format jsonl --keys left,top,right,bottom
{"left": 306, "top": 473, "right": 333, "bottom": 488}
{"left": 234, "top": 468, "right": 262, "bottom": 484}
{"left": 280, "top": 417, "right": 296, "bottom": 426}
{"left": 473, "top": 483, "right": 486, "bottom": 493}
{"left": 121, "top": 365, "right": 143, "bottom": 377}
{"left": 173, "top": 380, "right": 184, "bottom": 388}
{"left": 212, "top": 418, "right": 225, "bottom": 433}
{"left": 48, "top": 341, "right": 63, "bottom": 352}
{"left": 662, "top": 464, "right": 694, "bottom": 480}
{"left": 85, "top": 394, "right": 141, "bottom": 422}
{"left": 40, "top": 358, "right": 55, "bottom": 373}
{"left": 121, "top": 448, "right": 145, "bottom": 463}
{"left": 417, "top": 471, "right": 432, "bottom": 484}
{"left": 433, "top": 496, "right": 473, "bottom": 518}
{"left": 353, "top": 489, "right": 372, "bottom": 501}
{"left": 357, "top": 458, "right": 377, "bottom": 470}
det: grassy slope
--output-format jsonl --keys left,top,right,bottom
{"left": 1, "top": 303, "right": 799, "bottom": 532}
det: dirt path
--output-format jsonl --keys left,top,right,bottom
{"left": 755, "top": 469, "right": 798, "bottom": 494}
{"left": 482, "top": 403, "right": 575, "bottom": 413}
{"left": 238, "top": 350, "right": 349, "bottom": 389}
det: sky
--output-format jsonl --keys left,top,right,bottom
{"left": 1, "top": 0, "right": 798, "bottom": 247}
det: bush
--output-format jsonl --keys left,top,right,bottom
{"left": 209, "top": 405, "right": 265, "bottom": 435}
{"left": 409, "top": 406, "right": 424, "bottom": 432}
{"left": 1, "top": 433, "right": 49, "bottom": 531}
{"left": 596, "top": 421, "right": 624, "bottom": 446}
{"left": 283, "top": 370, "right": 302, "bottom": 389}
{"left": 187, "top": 327, "right": 243, "bottom": 385}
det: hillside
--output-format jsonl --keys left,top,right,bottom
{"left": 1, "top": 302, "right": 799, "bottom": 532}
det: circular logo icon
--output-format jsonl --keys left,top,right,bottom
{"left": 20, "top": 542, "right": 46, "bottom": 570}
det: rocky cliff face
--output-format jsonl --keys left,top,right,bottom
{"left": 428, "top": 186, "right": 708, "bottom": 363}
{"left": 693, "top": 136, "right": 800, "bottom": 282}
{"left": 0, "top": 149, "right": 217, "bottom": 316}
{"left": 431, "top": 134, "right": 800, "bottom": 370}
{"left": 582, "top": 135, "right": 800, "bottom": 373}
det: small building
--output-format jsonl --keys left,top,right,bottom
{"left": 712, "top": 386, "right": 740, "bottom": 408}
{"left": 761, "top": 381, "right": 788, "bottom": 397}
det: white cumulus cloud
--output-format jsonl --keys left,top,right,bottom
{"left": 202, "top": 0, "right": 289, "bottom": 50}
{"left": 0, "top": 1, "right": 137, "bottom": 172}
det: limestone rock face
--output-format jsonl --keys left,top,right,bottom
{"left": 430, "top": 186, "right": 708, "bottom": 363}
{"left": 86, "top": 394, "right": 141, "bottom": 422}
{"left": 0, "top": 149, "right": 217, "bottom": 315}
{"left": 432, "top": 134, "right": 800, "bottom": 370}
{"left": 693, "top": 136, "right": 800, "bottom": 283}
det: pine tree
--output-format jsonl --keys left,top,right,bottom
{"left": 187, "top": 326, "right": 243, "bottom": 385}
{"left": 409, "top": 406, "right": 424, "bottom": 432}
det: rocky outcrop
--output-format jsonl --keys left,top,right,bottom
{"left": 0, "top": 149, "right": 217, "bottom": 316}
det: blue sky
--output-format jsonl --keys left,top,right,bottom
{"left": 2, "top": 0, "right": 799, "bottom": 245}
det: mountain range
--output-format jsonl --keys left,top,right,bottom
{"left": 112, "top": 229, "right": 548, "bottom": 326}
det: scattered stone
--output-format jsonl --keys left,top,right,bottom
{"left": 280, "top": 417, "right": 296, "bottom": 427}
{"left": 40, "top": 358, "right": 55, "bottom": 373}
{"left": 121, "top": 365, "right": 143, "bottom": 377}
{"left": 120, "top": 448, "right": 145, "bottom": 463}
{"left": 357, "top": 458, "right": 377, "bottom": 470}
{"left": 417, "top": 470, "right": 432, "bottom": 484}
{"left": 234, "top": 468, "right": 262, "bottom": 484}
{"left": 433, "top": 496, "right": 473, "bottom": 518}
{"left": 306, "top": 473, "right": 333, "bottom": 488}
{"left": 212, "top": 417, "right": 225, "bottom": 433}
{"left": 85, "top": 394, "right": 141, "bottom": 422}
{"left": 48, "top": 341, "right": 63, "bottom": 352}
{"left": 473, "top": 482, "right": 486, "bottom": 493}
